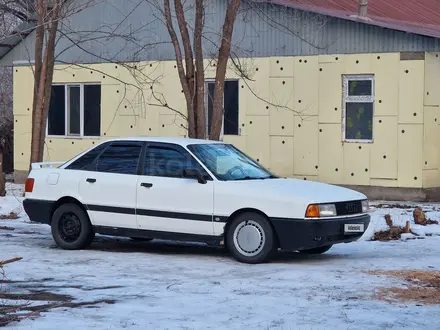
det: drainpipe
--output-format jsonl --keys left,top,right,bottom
{"left": 358, "top": 0, "right": 368, "bottom": 17}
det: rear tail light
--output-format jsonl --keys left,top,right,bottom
{"left": 25, "top": 178, "right": 35, "bottom": 193}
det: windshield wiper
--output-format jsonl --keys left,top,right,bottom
{"left": 261, "top": 175, "right": 278, "bottom": 179}
{"left": 234, "top": 176, "right": 255, "bottom": 181}
{"left": 234, "top": 175, "right": 278, "bottom": 181}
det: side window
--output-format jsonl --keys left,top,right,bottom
{"left": 94, "top": 144, "right": 142, "bottom": 175}
{"left": 66, "top": 143, "right": 109, "bottom": 170}
{"left": 343, "top": 74, "right": 374, "bottom": 142}
{"left": 144, "top": 146, "right": 206, "bottom": 178}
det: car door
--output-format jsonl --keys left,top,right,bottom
{"left": 78, "top": 141, "right": 144, "bottom": 229}
{"left": 136, "top": 142, "right": 215, "bottom": 236}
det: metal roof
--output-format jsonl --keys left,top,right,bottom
{"left": 0, "top": 19, "right": 36, "bottom": 61}
{"left": 2, "top": 0, "right": 440, "bottom": 62}
{"left": 269, "top": 0, "right": 440, "bottom": 39}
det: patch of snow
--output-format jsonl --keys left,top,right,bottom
{"left": 0, "top": 182, "right": 25, "bottom": 217}
{"left": 1, "top": 184, "right": 440, "bottom": 328}
{"left": 400, "top": 233, "right": 418, "bottom": 241}
{"left": 360, "top": 201, "right": 440, "bottom": 241}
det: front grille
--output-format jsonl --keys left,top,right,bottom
{"left": 334, "top": 200, "right": 363, "bottom": 216}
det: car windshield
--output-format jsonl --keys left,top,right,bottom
{"left": 187, "top": 143, "right": 277, "bottom": 181}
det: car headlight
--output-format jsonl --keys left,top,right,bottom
{"left": 305, "top": 203, "right": 337, "bottom": 218}
{"left": 361, "top": 200, "right": 370, "bottom": 213}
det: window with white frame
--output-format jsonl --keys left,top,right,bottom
{"left": 343, "top": 74, "right": 374, "bottom": 142}
{"left": 205, "top": 80, "right": 239, "bottom": 136}
{"left": 48, "top": 84, "right": 101, "bottom": 137}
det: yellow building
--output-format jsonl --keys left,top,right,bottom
{"left": 2, "top": 0, "right": 440, "bottom": 200}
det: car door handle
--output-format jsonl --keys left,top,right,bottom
{"left": 86, "top": 178, "right": 96, "bottom": 183}
{"left": 141, "top": 182, "right": 153, "bottom": 188}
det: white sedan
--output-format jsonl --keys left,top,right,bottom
{"left": 23, "top": 137, "right": 371, "bottom": 264}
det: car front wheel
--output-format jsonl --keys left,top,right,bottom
{"left": 51, "top": 203, "right": 95, "bottom": 250}
{"left": 299, "top": 245, "right": 333, "bottom": 254}
{"left": 226, "top": 212, "right": 276, "bottom": 264}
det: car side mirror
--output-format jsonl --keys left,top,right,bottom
{"left": 183, "top": 168, "right": 207, "bottom": 184}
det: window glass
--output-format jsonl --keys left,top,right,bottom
{"left": 67, "top": 86, "right": 80, "bottom": 135}
{"left": 224, "top": 81, "right": 239, "bottom": 135}
{"left": 47, "top": 84, "right": 102, "bottom": 137}
{"left": 84, "top": 85, "right": 101, "bottom": 136}
{"left": 207, "top": 83, "right": 215, "bottom": 136}
{"left": 343, "top": 75, "right": 374, "bottom": 141}
{"left": 205, "top": 80, "right": 239, "bottom": 136}
{"left": 66, "top": 143, "right": 109, "bottom": 170}
{"left": 188, "top": 143, "right": 276, "bottom": 181}
{"left": 345, "top": 103, "right": 373, "bottom": 140}
{"left": 95, "top": 144, "right": 142, "bottom": 175}
{"left": 348, "top": 80, "right": 372, "bottom": 96}
{"left": 144, "top": 145, "right": 207, "bottom": 178}
{"left": 144, "top": 146, "right": 188, "bottom": 178}
{"left": 48, "top": 86, "right": 65, "bottom": 136}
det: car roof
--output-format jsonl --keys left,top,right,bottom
{"left": 102, "top": 136, "right": 225, "bottom": 147}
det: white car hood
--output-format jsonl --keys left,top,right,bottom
{"left": 232, "top": 178, "right": 367, "bottom": 204}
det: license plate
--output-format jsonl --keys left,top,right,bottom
{"left": 344, "top": 223, "right": 364, "bottom": 233}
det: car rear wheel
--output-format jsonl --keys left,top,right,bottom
{"left": 51, "top": 203, "right": 95, "bottom": 250}
{"left": 226, "top": 212, "right": 276, "bottom": 264}
{"left": 299, "top": 245, "right": 333, "bottom": 254}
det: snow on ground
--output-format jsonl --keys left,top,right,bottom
{"left": 1, "top": 184, "right": 440, "bottom": 329}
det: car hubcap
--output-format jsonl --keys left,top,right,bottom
{"left": 59, "top": 213, "right": 81, "bottom": 243}
{"left": 233, "top": 220, "right": 265, "bottom": 257}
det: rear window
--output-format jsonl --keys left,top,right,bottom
{"left": 65, "top": 143, "right": 109, "bottom": 170}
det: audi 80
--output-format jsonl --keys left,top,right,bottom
{"left": 23, "top": 137, "right": 371, "bottom": 263}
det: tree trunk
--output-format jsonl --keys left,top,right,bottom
{"left": 29, "top": 0, "right": 45, "bottom": 170}
{"left": 174, "top": 0, "right": 197, "bottom": 138}
{"left": 194, "top": 0, "right": 206, "bottom": 139}
{"left": 38, "top": 1, "right": 62, "bottom": 161}
{"left": 163, "top": 0, "right": 196, "bottom": 138}
{"left": 29, "top": 0, "right": 63, "bottom": 167}
{"left": 209, "top": 0, "right": 241, "bottom": 140}
{"left": 0, "top": 153, "right": 5, "bottom": 197}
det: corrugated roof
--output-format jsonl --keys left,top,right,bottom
{"left": 2, "top": 1, "right": 440, "bottom": 62}
{"left": 0, "top": 19, "right": 36, "bottom": 61}
{"left": 269, "top": 0, "right": 440, "bottom": 38}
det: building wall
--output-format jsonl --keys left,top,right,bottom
{"left": 13, "top": 52, "right": 440, "bottom": 188}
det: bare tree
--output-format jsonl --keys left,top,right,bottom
{"left": 161, "top": 0, "right": 241, "bottom": 140}
{"left": 30, "top": 0, "right": 64, "bottom": 166}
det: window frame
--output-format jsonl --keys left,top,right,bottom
{"left": 141, "top": 142, "right": 213, "bottom": 181}
{"left": 46, "top": 82, "right": 102, "bottom": 139}
{"left": 204, "top": 79, "right": 240, "bottom": 138}
{"left": 342, "top": 74, "right": 375, "bottom": 143}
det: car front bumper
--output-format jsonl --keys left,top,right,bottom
{"left": 271, "top": 214, "right": 370, "bottom": 251}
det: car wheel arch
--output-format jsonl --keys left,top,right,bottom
{"left": 51, "top": 196, "right": 90, "bottom": 224}
{"left": 223, "top": 208, "right": 280, "bottom": 247}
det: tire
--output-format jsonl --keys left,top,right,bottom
{"left": 130, "top": 237, "right": 153, "bottom": 242}
{"left": 51, "top": 203, "right": 95, "bottom": 250}
{"left": 226, "top": 212, "right": 276, "bottom": 264}
{"left": 299, "top": 245, "right": 333, "bottom": 255}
